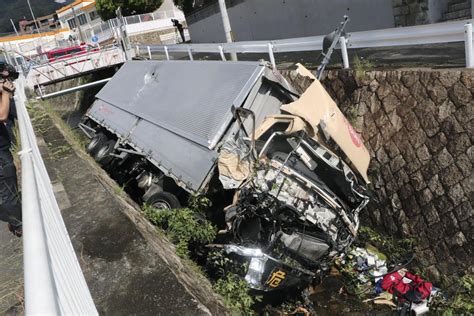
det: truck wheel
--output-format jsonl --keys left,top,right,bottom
{"left": 147, "top": 192, "right": 181, "bottom": 210}
{"left": 94, "top": 139, "right": 116, "bottom": 165}
{"left": 86, "top": 132, "right": 107, "bottom": 156}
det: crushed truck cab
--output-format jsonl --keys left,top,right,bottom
{"left": 81, "top": 60, "right": 370, "bottom": 292}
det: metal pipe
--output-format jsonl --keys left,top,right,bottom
{"left": 218, "top": 0, "right": 237, "bottom": 61}
{"left": 339, "top": 36, "right": 350, "bottom": 69}
{"left": 147, "top": 46, "right": 152, "bottom": 59}
{"left": 267, "top": 43, "right": 276, "bottom": 69}
{"left": 465, "top": 23, "right": 473, "bottom": 68}
{"left": 10, "top": 18, "right": 19, "bottom": 36}
{"left": 164, "top": 46, "right": 170, "bottom": 60}
{"left": 36, "top": 78, "right": 112, "bottom": 100}
{"left": 26, "top": 0, "right": 42, "bottom": 37}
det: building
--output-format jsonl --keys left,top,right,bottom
{"left": 56, "top": 0, "right": 101, "bottom": 40}
{"left": 18, "top": 13, "right": 61, "bottom": 34}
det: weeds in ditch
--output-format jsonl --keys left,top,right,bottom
{"left": 142, "top": 204, "right": 216, "bottom": 258}
{"left": 353, "top": 54, "right": 374, "bottom": 79}
{"left": 49, "top": 144, "right": 72, "bottom": 159}
{"left": 38, "top": 100, "right": 89, "bottom": 148}
{"left": 358, "top": 226, "right": 413, "bottom": 261}
{"left": 432, "top": 273, "right": 474, "bottom": 314}
{"left": 142, "top": 201, "right": 261, "bottom": 314}
{"left": 214, "top": 274, "right": 260, "bottom": 316}
{"left": 345, "top": 106, "right": 359, "bottom": 126}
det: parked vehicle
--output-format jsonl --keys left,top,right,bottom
{"left": 80, "top": 60, "right": 370, "bottom": 292}
{"left": 46, "top": 44, "right": 98, "bottom": 62}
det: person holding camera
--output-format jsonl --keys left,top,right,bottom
{"left": 0, "top": 62, "right": 22, "bottom": 237}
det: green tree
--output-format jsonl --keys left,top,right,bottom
{"left": 96, "top": 0, "right": 163, "bottom": 20}
{"left": 173, "top": 0, "right": 194, "bottom": 15}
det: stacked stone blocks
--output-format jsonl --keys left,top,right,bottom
{"left": 320, "top": 69, "right": 473, "bottom": 283}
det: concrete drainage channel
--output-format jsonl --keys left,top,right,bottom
{"left": 28, "top": 100, "right": 227, "bottom": 315}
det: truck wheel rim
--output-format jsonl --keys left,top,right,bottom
{"left": 153, "top": 201, "right": 171, "bottom": 210}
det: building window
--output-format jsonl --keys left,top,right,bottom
{"left": 89, "top": 11, "right": 99, "bottom": 20}
{"left": 78, "top": 14, "right": 87, "bottom": 25}
{"left": 67, "top": 18, "right": 77, "bottom": 29}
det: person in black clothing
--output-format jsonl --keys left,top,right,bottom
{"left": 171, "top": 19, "right": 186, "bottom": 43}
{"left": 0, "top": 68, "right": 22, "bottom": 237}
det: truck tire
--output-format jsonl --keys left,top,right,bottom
{"left": 86, "top": 132, "right": 107, "bottom": 156}
{"left": 94, "top": 139, "right": 116, "bottom": 165}
{"left": 147, "top": 192, "right": 181, "bottom": 210}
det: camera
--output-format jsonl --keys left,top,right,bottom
{"left": 0, "top": 62, "right": 19, "bottom": 82}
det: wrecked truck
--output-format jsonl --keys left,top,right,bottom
{"left": 80, "top": 60, "right": 370, "bottom": 292}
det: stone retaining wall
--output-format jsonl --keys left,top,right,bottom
{"left": 319, "top": 69, "right": 473, "bottom": 284}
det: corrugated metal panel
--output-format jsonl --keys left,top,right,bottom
{"left": 96, "top": 60, "right": 264, "bottom": 148}
{"left": 87, "top": 100, "right": 138, "bottom": 138}
{"left": 130, "top": 120, "right": 218, "bottom": 191}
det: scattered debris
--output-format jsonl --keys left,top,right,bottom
{"left": 338, "top": 245, "right": 443, "bottom": 315}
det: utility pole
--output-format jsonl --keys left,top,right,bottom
{"left": 26, "top": 0, "right": 42, "bottom": 35}
{"left": 10, "top": 19, "right": 19, "bottom": 36}
{"left": 115, "top": 7, "right": 131, "bottom": 60}
{"left": 26, "top": 0, "right": 44, "bottom": 50}
{"left": 72, "top": 7, "right": 85, "bottom": 43}
{"left": 217, "top": 0, "right": 237, "bottom": 61}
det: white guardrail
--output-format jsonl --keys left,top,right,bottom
{"left": 15, "top": 76, "right": 98, "bottom": 315}
{"left": 137, "top": 19, "right": 474, "bottom": 69}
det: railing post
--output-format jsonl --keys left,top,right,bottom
{"left": 164, "top": 46, "right": 170, "bottom": 60}
{"left": 339, "top": 36, "right": 350, "bottom": 69}
{"left": 465, "top": 23, "right": 473, "bottom": 68}
{"left": 188, "top": 47, "right": 193, "bottom": 60}
{"left": 267, "top": 43, "right": 276, "bottom": 69}
{"left": 218, "top": 45, "right": 226, "bottom": 61}
{"left": 147, "top": 46, "right": 152, "bottom": 59}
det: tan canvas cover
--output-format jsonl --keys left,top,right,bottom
{"left": 254, "top": 115, "right": 311, "bottom": 140}
{"left": 295, "top": 63, "right": 316, "bottom": 80}
{"left": 218, "top": 151, "right": 251, "bottom": 182}
{"left": 281, "top": 79, "right": 371, "bottom": 183}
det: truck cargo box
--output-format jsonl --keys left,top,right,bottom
{"left": 86, "top": 60, "right": 288, "bottom": 191}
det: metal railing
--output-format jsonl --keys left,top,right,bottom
{"left": 81, "top": 9, "right": 185, "bottom": 44}
{"left": 28, "top": 46, "right": 126, "bottom": 86}
{"left": 136, "top": 19, "right": 474, "bottom": 69}
{"left": 15, "top": 75, "right": 98, "bottom": 314}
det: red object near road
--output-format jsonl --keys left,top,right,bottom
{"left": 46, "top": 44, "right": 99, "bottom": 62}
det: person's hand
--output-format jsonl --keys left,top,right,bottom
{"left": 1, "top": 81, "right": 15, "bottom": 94}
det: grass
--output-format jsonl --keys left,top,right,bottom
{"left": 353, "top": 54, "right": 374, "bottom": 79}
{"left": 142, "top": 203, "right": 216, "bottom": 259}
{"left": 432, "top": 274, "right": 474, "bottom": 314}
{"left": 142, "top": 198, "right": 261, "bottom": 314}
{"left": 214, "top": 274, "right": 260, "bottom": 316}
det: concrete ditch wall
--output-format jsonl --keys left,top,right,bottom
{"left": 318, "top": 69, "right": 473, "bottom": 284}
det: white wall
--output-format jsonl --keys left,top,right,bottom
{"left": 187, "top": 0, "right": 395, "bottom": 43}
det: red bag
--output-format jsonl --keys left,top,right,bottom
{"left": 381, "top": 270, "right": 432, "bottom": 302}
